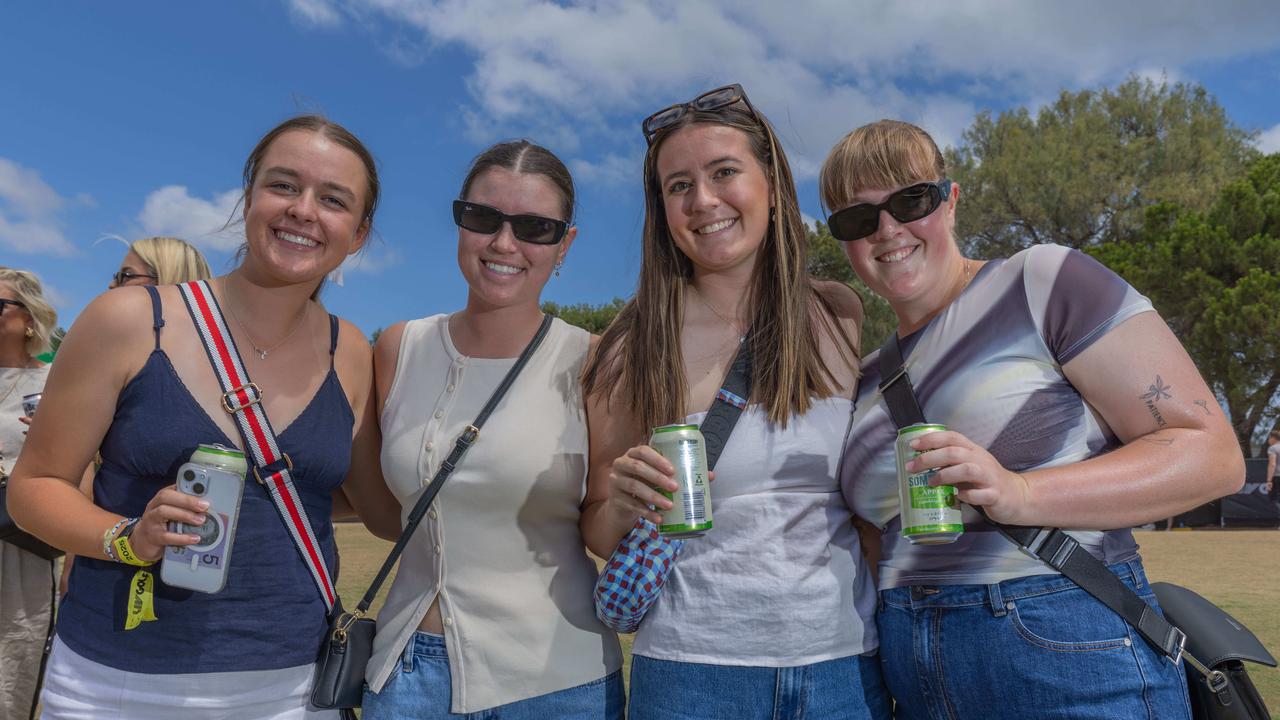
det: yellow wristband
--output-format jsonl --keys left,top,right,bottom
{"left": 112, "top": 534, "right": 155, "bottom": 567}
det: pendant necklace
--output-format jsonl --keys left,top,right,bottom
{"left": 691, "top": 287, "right": 747, "bottom": 344}
{"left": 223, "top": 282, "right": 311, "bottom": 360}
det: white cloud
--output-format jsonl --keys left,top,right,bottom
{"left": 0, "top": 157, "right": 78, "bottom": 256}
{"left": 1257, "top": 124, "right": 1280, "bottom": 154}
{"left": 288, "top": 0, "right": 343, "bottom": 27}
{"left": 341, "top": 243, "right": 402, "bottom": 275}
{"left": 570, "top": 153, "right": 637, "bottom": 189}
{"left": 291, "top": 0, "right": 1280, "bottom": 178}
{"left": 137, "top": 186, "right": 244, "bottom": 252}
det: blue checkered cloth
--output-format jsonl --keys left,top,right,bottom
{"left": 594, "top": 517, "right": 685, "bottom": 633}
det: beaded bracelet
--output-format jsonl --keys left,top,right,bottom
{"left": 102, "top": 517, "right": 129, "bottom": 562}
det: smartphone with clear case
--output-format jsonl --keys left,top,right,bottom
{"left": 160, "top": 462, "right": 245, "bottom": 593}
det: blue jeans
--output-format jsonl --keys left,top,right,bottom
{"left": 362, "top": 632, "right": 624, "bottom": 719}
{"left": 628, "top": 653, "right": 892, "bottom": 720}
{"left": 878, "top": 559, "right": 1193, "bottom": 720}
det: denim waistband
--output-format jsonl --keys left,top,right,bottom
{"left": 408, "top": 631, "right": 447, "bottom": 659}
{"left": 880, "top": 558, "right": 1149, "bottom": 611}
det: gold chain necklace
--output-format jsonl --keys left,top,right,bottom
{"left": 690, "top": 287, "right": 747, "bottom": 344}
{"left": 223, "top": 283, "right": 311, "bottom": 361}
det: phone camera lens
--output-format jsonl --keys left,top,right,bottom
{"left": 192, "top": 482, "right": 206, "bottom": 495}
{"left": 183, "top": 470, "right": 195, "bottom": 482}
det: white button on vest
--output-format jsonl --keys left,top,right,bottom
{"left": 434, "top": 410, "right": 444, "bottom": 419}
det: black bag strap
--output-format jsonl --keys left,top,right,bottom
{"left": 699, "top": 340, "right": 753, "bottom": 471}
{"left": 336, "top": 314, "right": 554, "bottom": 627}
{"left": 876, "top": 334, "right": 1230, "bottom": 691}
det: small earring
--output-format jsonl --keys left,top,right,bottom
{"left": 769, "top": 207, "right": 776, "bottom": 221}
{"left": 554, "top": 260, "right": 564, "bottom": 278}
{"left": 25, "top": 327, "right": 34, "bottom": 338}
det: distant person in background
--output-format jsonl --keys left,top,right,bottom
{"left": 0, "top": 267, "right": 58, "bottom": 720}
{"left": 108, "top": 235, "right": 213, "bottom": 289}
{"left": 1266, "top": 430, "right": 1279, "bottom": 495}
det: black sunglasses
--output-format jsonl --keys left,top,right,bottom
{"left": 642, "top": 83, "right": 761, "bottom": 145}
{"left": 0, "top": 299, "right": 27, "bottom": 316}
{"left": 827, "top": 179, "right": 952, "bottom": 242}
{"left": 452, "top": 200, "right": 569, "bottom": 245}
{"left": 112, "top": 269, "right": 159, "bottom": 286}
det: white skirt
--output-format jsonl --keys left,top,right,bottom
{"left": 40, "top": 636, "right": 340, "bottom": 719}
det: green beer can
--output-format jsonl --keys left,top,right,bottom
{"left": 190, "top": 443, "right": 249, "bottom": 479}
{"left": 649, "top": 424, "right": 713, "bottom": 538}
{"left": 896, "top": 423, "right": 963, "bottom": 545}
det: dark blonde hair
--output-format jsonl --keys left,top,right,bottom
{"left": 583, "top": 98, "right": 855, "bottom": 431}
{"left": 819, "top": 119, "right": 946, "bottom": 213}
{"left": 0, "top": 267, "right": 57, "bottom": 357}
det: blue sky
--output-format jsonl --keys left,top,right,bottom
{"left": 4, "top": 1, "right": 1280, "bottom": 337}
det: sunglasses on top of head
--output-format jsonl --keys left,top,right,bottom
{"left": 827, "top": 179, "right": 952, "bottom": 243}
{"left": 452, "top": 200, "right": 569, "bottom": 246}
{"left": 641, "top": 83, "right": 762, "bottom": 145}
{"left": 0, "top": 299, "right": 27, "bottom": 316}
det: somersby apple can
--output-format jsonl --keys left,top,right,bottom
{"left": 649, "top": 424, "right": 712, "bottom": 538}
{"left": 896, "top": 423, "right": 963, "bottom": 545}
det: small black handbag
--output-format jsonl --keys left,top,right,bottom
{"left": 1152, "top": 583, "right": 1277, "bottom": 720}
{"left": 311, "top": 314, "right": 554, "bottom": 715}
{"left": 0, "top": 471, "right": 63, "bottom": 560}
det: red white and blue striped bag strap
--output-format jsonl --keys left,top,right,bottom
{"left": 178, "top": 280, "right": 336, "bottom": 612}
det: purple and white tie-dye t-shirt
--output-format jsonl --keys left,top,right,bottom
{"left": 842, "top": 243, "right": 1155, "bottom": 589}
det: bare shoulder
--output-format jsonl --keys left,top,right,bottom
{"left": 55, "top": 286, "right": 158, "bottom": 388}
{"left": 811, "top": 279, "right": 865, "bottom": 325}
{"left": 332, "top": 316, "right": 373, "bottom": 389}
{"left": 373, "top": 321, "right": 409, "bottom": 374}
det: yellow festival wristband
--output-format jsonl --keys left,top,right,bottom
{"left": 111, "top": 532, "right": 154, "bottom": 568}
{"left": 124, "top": 569, "right": 158, "bottom": 630}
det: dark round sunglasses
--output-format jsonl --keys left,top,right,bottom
{"left": 112, "top": 269, "right": 158, "bottom": 286}
{"left": 642, "top": 83, "right": 760, "bottom": 145}
{"left": 827, "top": 179, "right": 952, "bottom": 242}
{"left": 452, "top": 200, "right": 568, "bottom": 246}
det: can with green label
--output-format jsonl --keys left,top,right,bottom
{"left": 190, "top": 443, "right": 248, "bottom": 479}
{"left": 649, "top": 424, "right": 712, "bottom": 538}
{"left": 896, "top": 423, "right": 963, "bottom": 545}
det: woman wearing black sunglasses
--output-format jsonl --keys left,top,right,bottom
{"left": 581, "top": 86, "right": 890, "bottom": 719}
{"left": 821, "top": 120, "right": 1242, "bottom": 719}
{"left": 108, "top": 236, "right": 212, "bottom": 289}
{"left": 358, "top": 140, "right": 624, "bottom": 718}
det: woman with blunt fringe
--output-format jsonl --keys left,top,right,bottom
{"left": 580, "top": 85, "right": 891, "bottom": 719}
{"left": 9, "top": 114, "right": 396, "bottom": 718}
{"left": 820, "top": 119, "right": 1243, "bottom": 720}
{"left": 0, "top": 267, "right": 58, "bottom": 720}
{"left": 358, "top": 140, "right": 623, "bottom": 719}
{"left": 108, "top": 236, "right": 213, "bottom": 289}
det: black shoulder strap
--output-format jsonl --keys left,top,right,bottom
{"left": 346, "top": 314, "right": 555, "bottom": 619}
{"left": 876, "top": 334, "right": 1209, "bottom": 678}
{"left": 699, "top": 340, "right": 752, "bottom": 471}
{"left": 143, "top": 285, "right": 164, "bottom": 350}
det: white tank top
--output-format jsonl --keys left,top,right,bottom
{"left": 632, "top": 396, "right": 879, "bottom": 665}
{"left": 367, "top": 315, "right": 621, "bottom": 713}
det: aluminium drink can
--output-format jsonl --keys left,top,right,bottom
{"left": 20, "top": 393, "right": 41, "bottom": 419}
{"left": 649, "top": 424, "right": 713, "bottom": 538}
{"left": 896, "top": 423, "right": 963, "bottom": 545}
{"left": 189, "top": 443, "right": 248, "bottom": 479}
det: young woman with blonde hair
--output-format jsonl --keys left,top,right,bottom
{"left": 108, "top": 236, "right": 212, "bottom": 288}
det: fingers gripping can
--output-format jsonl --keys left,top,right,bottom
{"left": 190, "top": 443, "right": 249, "bottom": 479}
{"left": 896, "top": 423, "right": 963, "bottom": 545}
{"left": 649, "top": 424, "right": 713, "bottom": 538}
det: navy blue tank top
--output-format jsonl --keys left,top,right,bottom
{"left": 58, "top": 286, "right": 353, "bottom": 673}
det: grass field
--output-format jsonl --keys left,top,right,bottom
{"left": 336, "top": 524, "right": 1280, "bottom": 716}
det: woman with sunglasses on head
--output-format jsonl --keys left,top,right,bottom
{"left": 0, "top": 268, "right": 59, "bottom": 720}
{"left": 8, "top": 115, "right": 394, "bottom": 718}
{"left": 580, "top": 85, "right": 889, "bottom": 719}
{"left": 821, "top": 120, "right": 1243, "bottom": 719}
{"left": 108, "top": 236, "right": 213, "bottom": 289}
{"left": 357, "top": 140, "right": 623, "bottom": 719}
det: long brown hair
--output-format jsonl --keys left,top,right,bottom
{"left": 583, "top": 101, "right": 857, "bottom": 431}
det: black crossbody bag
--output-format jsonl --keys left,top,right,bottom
{"left": 311, "top": 314, "right": 553, "bottom": 717}
{"left": 878, "top": 334, "right": 1276, "bottom": 720}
